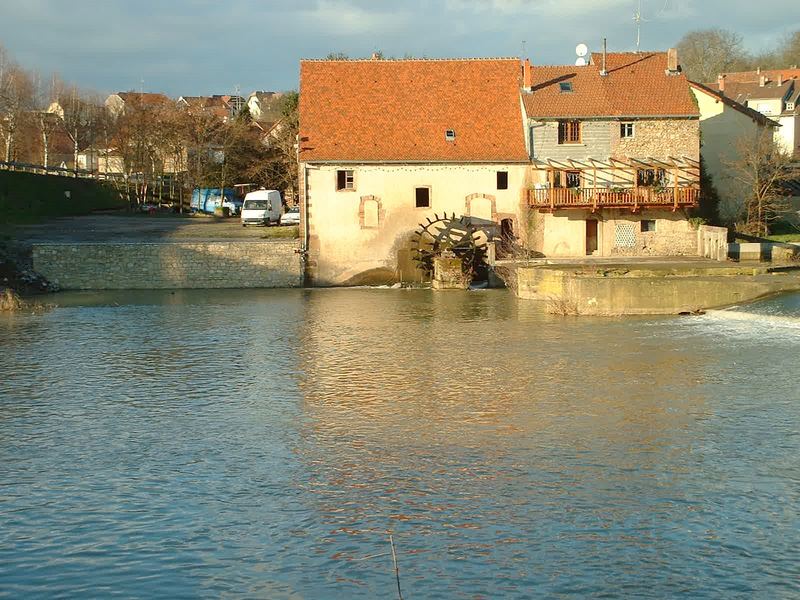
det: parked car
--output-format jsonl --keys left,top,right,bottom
{"left": 241, "top": 190, "right": 282, "bottom": 226}
{"left": 280, "top": 206, "right": 300, "bottom": 226}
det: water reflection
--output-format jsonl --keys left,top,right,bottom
{"left": 1, "top": 289, "right": 798, "bottom": 598}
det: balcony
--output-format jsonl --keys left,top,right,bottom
{"left": 526, "top": 186, "right": 700, "bottom": 212}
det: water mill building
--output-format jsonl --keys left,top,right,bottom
{"left": 298, "top": 49, "right": 706, "bottom": 286}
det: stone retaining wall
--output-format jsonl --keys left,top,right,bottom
{"left": 514, "top": 263, "right": 800, "bottom": 315}
{"left": 32, "top": 240, "right": 303, "bottom": 290}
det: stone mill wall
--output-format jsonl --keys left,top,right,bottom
{"left": 32, "top": 240, "right": 303, "bottom": 290}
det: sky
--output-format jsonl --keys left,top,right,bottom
{"left": 0, "top": 0, "right": 797, "bottom": 97}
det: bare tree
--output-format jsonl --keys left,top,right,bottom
{"left": 36, "top": 112, "right": 62, "bottom": 168}
{"left": 677, "top": 29, "right": 750, "bottom": 82}
{"left": 726, "top": 130, "right": 800, "bottom": 236}
{"left": 0, "top": 46, "right": 35, "bottom": 164}
{"left": 246, "top": 91, "right": 299, "bottom": 201}
{"left": 114, "top": 100, "right": 164, "bottom": 205}
{"left": 782, "top": 30, "right": 800, "bottom": 67}
{"left": 57, "top": 86, "right": 105, "bottom": 175}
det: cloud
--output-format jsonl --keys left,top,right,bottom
{"left": 445, "top": 0, "right": 630, "bottom": 17}
{"left": 0, "top": 0, "right": 797, "bottom": 95}
{"left": 300, "top": 0, "right": 412, "bottom": 36}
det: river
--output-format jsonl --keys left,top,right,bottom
{"left": 1, "top": 289, "right": 799, "bottom": 599}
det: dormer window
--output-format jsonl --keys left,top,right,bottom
{"left": 787, "top": 102, "right": 796, "bottom": 111}
{"left": 445, "top": 129, "right": 456, "bottom": 141}
{"left": 559, "top": 82, "right": 573, "bottom": 93}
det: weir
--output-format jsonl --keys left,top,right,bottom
{"left": 503, "top": 259, "right": 800, "bottom": 315}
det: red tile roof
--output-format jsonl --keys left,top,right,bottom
{"left": 116, "top": 92, "right": 172, "bottom": 107}
{"left": 715, "top": 69, "right": 800, "bottom": 84}
{"left": 523, "top": 52, "right": 699, "bottom": 118}
{"left": 706, "top": 79, "right": 799, "bottom": 110}
{"left": 299, "top": 59, "right": 529, "bottom": 163}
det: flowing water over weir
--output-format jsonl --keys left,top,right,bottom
{"left": 1, "top": 289, "right": 799, "bottom": 599}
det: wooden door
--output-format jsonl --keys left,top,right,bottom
{"left": 586, "top": 219, "right": 598, "bottom": 255}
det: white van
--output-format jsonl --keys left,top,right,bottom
{"left": 241, "top": 190, "right": 282, "bottom": 226}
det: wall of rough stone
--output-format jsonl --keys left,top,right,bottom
{"left": 32, "top": 240, "right": 302, "bottom": 290}
{"left": 611, "top": 119, "right": 700, "bottom": 161}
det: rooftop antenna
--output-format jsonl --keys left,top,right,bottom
{"left": 521, "top": 39, "right": 527, "bottom": 58}
{"left": 634, "top": 0, "right": 670, "bottom": 52}
{"left": 139, "top": 77, "right": 144, "bottom": 93}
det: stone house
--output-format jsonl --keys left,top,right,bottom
{"left": 298, "top": 51, "right": 710, "bottom": 285}
{"left": 708, "top": 69, "right": 800, "bottom": 158}
{"left": 522, "top": 51, "right": 702, "bottom": 257}
{"left": 689, "top": 81, "right": 781, "bottom": 222}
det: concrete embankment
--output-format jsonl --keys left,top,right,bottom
{"left": 32, "top": 240, "right": 303, "bottom": 290}
{"left": 511, "top": 261, "right": 800, "bottom": 315}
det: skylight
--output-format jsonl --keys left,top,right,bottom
{"left": 559, "top": 82, "right": 573, "bottom": 93}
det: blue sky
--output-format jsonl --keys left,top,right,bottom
{"left": 0, "top": 0, "right": 797, "bottom": 97}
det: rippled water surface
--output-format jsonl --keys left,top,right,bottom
{"left": 1, "top": 289, "right": 799, "bottom": 599}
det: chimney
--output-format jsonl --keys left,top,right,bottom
{"left": 757, "top": 67, "right": 761, "bottom": 74}
{"left": 600, "top": 38, "right": 608, "bottom": 77}
{"left": 718, "top": 74, "right": 726, "bottom": 93}
{"left": 523, "top": 58, "right": 532, "bottom": 90}
{"left": 759, "top": 74, "right": 766, "bottom": 87}
{"left": 778, "top": 74, "right": 783, "bottom": 86}
{"left": 667, "top": 48, "right": 679, "bottom": 73}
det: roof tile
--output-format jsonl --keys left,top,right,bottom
{"left": 523, "top": 52, "right": 698, "bottom": 118}
{"left": 299, "top": 59, "right": 529, "bottom": 163}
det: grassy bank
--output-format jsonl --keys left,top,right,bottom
{"left": 767, "top": 233, "right": 800, "bottom": 243}
{"left": 0, "top": 170, "right": 126, "bottom": 225}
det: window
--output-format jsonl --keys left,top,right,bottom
{"left": 336, "top": 169, "right": 355, "bottom": 191}
{"left": 497, "top": 171, "right": 509, "bottom": 190}
{"left": 640, "top": 219, "right": 656, "bottom": 232}
{"left": 787, "top": 102, "right": 795, "bottom": 111}
{"left": 554, "top": 169, "right": 581, "bottom": 188}
{"left": 415, "top": 187, "right": 430, "bottom": 208}
{"left": 559, "top": 81, "right": 573, "bottom": 93}
{"left": 558, "top": 120, "right": 581, "bottom": 144}
{"left": 636, "top": 168, "right": 666, "bottom": 187}
{"left": 620, "top": 122, "right": 635, "bottom": 138}
{"left": 565, "top": 170, "right": 581, "bottom": 188}
{"left": 445, "top": 129, "right": 456, "bottom": 141}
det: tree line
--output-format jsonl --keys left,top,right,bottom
{"left": 676, "top": 29, "right": 800, "bottom": 82}
{"left": 0, "top": 43, "right": 299, "bottom": 208}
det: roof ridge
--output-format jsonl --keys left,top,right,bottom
{"left": 300, "top": 57, "right": 520, "bottom": 63}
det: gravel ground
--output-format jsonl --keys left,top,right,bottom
{"left": 9, "top": 214, "right": 299, "bottom": 243}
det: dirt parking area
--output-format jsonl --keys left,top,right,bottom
{"left": 9, "top": 213, "right": 299, "bottom": 243}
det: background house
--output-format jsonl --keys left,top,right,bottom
{"left": 689, "top": 81, "right": 781, "bottom": 223}
{"left": 708, "top": 69, "right": 800, "bottom": 157}
{"left": 246, "top": 91, "right": 284, "bottom": 123}
{"left": 105, "top": 92, "right": 172, "bottom": 118}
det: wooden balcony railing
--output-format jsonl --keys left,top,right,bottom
{"left": 527, "top": 186, "right": 700, "bottom": 211}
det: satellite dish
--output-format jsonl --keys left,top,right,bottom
{"left": 575, "top": 57, "right": 587, "bottom": 67}
{"left": 576, "top": 43, "right": 589, "bottom": 57}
